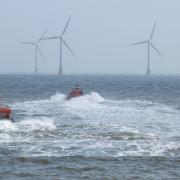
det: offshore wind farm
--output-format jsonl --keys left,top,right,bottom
{"left": 20, "top": 20, "right": 164, "bottom": 76}
{"left": 0, "top": 1, "right": 180, "bottom": 180}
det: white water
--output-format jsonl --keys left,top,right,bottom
{"left": 1, "top": 92, "right": 180, "bottom": 157}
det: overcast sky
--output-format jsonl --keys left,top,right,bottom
{"left": 0, "top": 0, "right": 179, "bottom": 74}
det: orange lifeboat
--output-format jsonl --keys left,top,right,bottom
{"left": 67, "top": 84, "right": 84, "bottom": 100}
{"left": 0, "top": 107, "right": 12, "bottom": 120}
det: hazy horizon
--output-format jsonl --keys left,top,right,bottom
{"left": 0, "top": 0, "right": 179, "bottom": 74}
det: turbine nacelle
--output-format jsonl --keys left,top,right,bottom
{"left": 130, "top": 40, "right": 163, "bottom": 59}
{"left": 21, "top": 41, "right": 45, "bottom": 61}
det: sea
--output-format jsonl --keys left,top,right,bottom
{"left": 0, "top": 74, "right": 180, "bottom": 180}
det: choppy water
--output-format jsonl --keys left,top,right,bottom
{"left": 0, "top": 75, "right": 180, "bottom": 179}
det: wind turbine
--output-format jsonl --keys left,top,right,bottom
{"left": 40, "top": 15, "right": 76, "bottom": 75}
{"left": 130, "top": 22, "right": 163, "bottom": 75}
{"left": 21, "top": 31, "right": 46, "bottom": 73}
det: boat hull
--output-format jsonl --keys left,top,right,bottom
{"left": 66, "top": 94, "right": 83, "bottom": 100}
{"left": 0, "top": 107, "right": 12, "bottom": 121}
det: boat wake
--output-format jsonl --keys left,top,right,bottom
{"left": 0, "top": 117, "right": 55, "bottom": 132}
{"left": 1, "top": 92, "right": 180, "bottom": 157}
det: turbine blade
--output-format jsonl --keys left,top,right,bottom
{"left": 37, "top": 45, "right": 45, "bottom": 61}
{"left": 20, "top": 41, "right": 35, "bottom": 45}
{"left": 150, "top": 42, "right": 163, "bottom": 58}
{"left": 38, "top": 30, "right": 48, "bottom": 42}
{"left": 40, "top": 36, "right": 59, "bottom": 41}
{"left": 61, "top": 15, "right": 72, "bottom": 36}
{"left": 62, "top": 39, "right": 76, "bottom": 57}
{"left": 149, "top": 21, "right": 157, "bottom": 40}
{"left": 129, "top": 41, "right": 147, "bottom": 46}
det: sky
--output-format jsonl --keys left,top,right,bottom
{"left": 0, "top": 0, "right": 179, "bottom": 74}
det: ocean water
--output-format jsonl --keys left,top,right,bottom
{"left": 0, "top": 74, "right": 180, "bottom": 179}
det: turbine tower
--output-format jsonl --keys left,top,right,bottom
{"left": 21, "top": 32, "right": 46, "bottom": 73}
{"left": 40, "top": 15, "right": 76, "bottom": 75}
{"left": 130, "top": 22, "right": 163, "bottom": 75}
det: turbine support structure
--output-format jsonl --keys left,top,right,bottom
{"left": 59, "top": 38, "right": 63, "bottom": 75}
{"left": 147, "top": 42, "right": 150, "bottom": 75}
{"left": 35, "top": 45, "right": 38, "bottom": 73}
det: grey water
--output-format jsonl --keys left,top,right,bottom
{"left": 0, "top": 75, "right": 180, "bottom": 180}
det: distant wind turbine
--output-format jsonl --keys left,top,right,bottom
{"left": 130, "top": 22, "right": 163, "bottom": 75}
{"left": 40, "top": 15, "right": 76, "bottom": 75}
{"left": 21, "top": 31, "right": 46, "bottom": 73}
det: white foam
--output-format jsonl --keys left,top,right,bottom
{"left": 84, "top": 92, "right": 105, "bottom": 103}
{"left": 6, "top": 92, "right": 180, "bottom": 157}
{"left": 115, "top": 139, "right": 180, "bottom": 157}
{"left": 0, "top": 117, "right": 56, "bottom": 133}
{"left": 11, "top": 93, "right": 180, "bottom": 134}
{"left": 0, "top": 120, "right": 17, "bottom": 131}
{"left": 50, "top": 93, "right": 66, "bottom": 103}
{"left": 17, "top": 117, "right": 56, "bottom": 131}
{"left": 12, "top": 92, "right": 104, "bottom": 114}
{"left": 50, "top": 91, "right": 104, "bottom": 104}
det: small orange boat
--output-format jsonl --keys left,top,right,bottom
{"left": 67, "top": 84, "right": 84, "bottom": 100}
{"left": 0, "top": 106, "right": 13, "bottom": 121}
